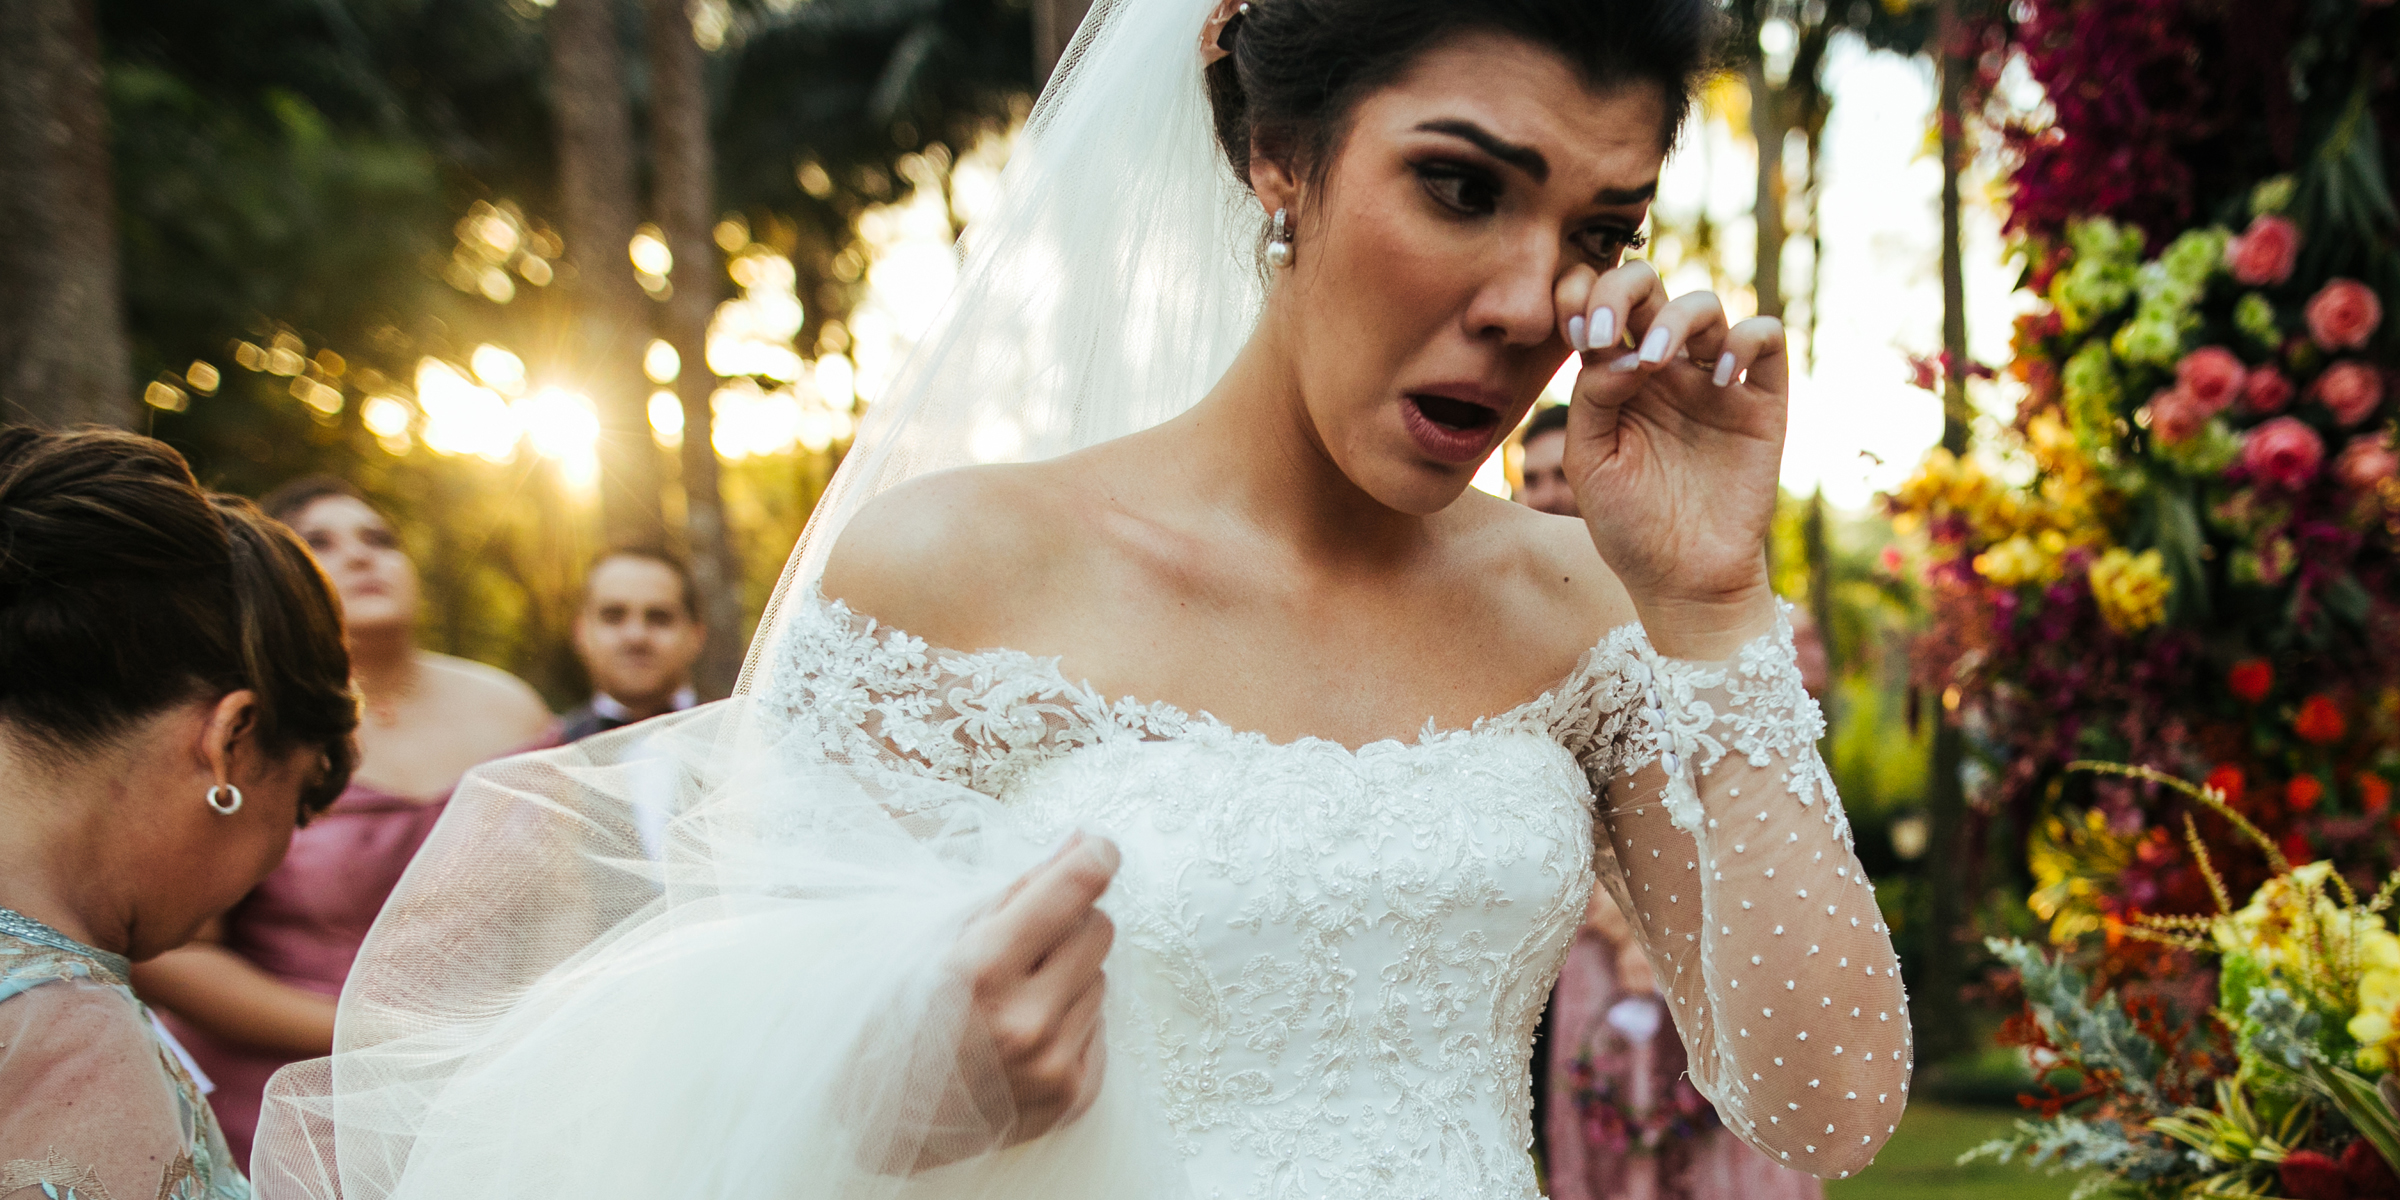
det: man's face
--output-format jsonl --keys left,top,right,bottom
{"left": 574, "top": 556, "right": 705, "bottom": 705}
{"left": 1519, "top": 429, "right": 1578, "bottom": 517}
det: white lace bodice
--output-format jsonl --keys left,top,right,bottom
{"left": 761, "top": 596, "right": 1911, "bottom": 1198}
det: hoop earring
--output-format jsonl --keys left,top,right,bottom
{"left": 205, "top": 784, "right": 244, "bottom": 816}
{"left": 1266, "top": 208, "right": 1294, "bottom": 269}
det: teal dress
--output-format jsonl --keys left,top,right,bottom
{"left": 0, "top": 908, "right": 249, "bottom": 1200}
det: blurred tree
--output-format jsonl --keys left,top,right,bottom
{"left": 549, "top": 0, "right": 667, "bottom": 545}
{"left": 0, "top": 0, "right": 135, "bottom": 427}
{"left": 1033, "top": 0, "right": 1089, "bottom": 82}
{"left": 648, "top": 0, "right": 745, "bottom": 697}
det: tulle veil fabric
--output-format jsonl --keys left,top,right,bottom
{"left": 249, "top": 0, "right": 1265, "bottom": 1193}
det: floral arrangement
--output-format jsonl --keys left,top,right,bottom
{"left": 1974, "top": 764, "right": 2400, "bottom": 1199}
{"left": 1888, "top": 0, "right": 2400, "bottom": 930}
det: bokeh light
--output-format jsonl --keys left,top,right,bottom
{"left": 516, "top": 387, "right": 600, "bottom": 490}
{"left": 416, "top": 358, "right": 519, "bottom": 461}
{"left": 644, "top": 340, "right": 681, "bottom": 384}
{"left": 649, "top": 390, "right": 685, "bottom": 448}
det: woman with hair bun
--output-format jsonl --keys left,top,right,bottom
{"left": 135, "top": 475, "right": 553, "bottom": 1166}
{"left": 0, "top": 427, "right": 357, "bottom": 1200}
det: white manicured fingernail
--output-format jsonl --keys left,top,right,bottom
{"left": 1567, "top": 314, "right": 1587, "bottom": 352}
{"left": 1609, "top": 353, "right": 1642, "bottom": 373}
{"left": 1592, "top": 307, "right": 1616, "bottom": 348}
{"left": 1639, "top": 327, "right": 1671, "bottom": 364}
{"left": 1714, "top": 352, "right": 1738, "bottom": 387}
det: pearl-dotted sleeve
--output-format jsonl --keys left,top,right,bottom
{"left": 1584, "top": 605, "right": 1911, "bottom": 1179}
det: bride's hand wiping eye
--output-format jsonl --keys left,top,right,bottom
{"left": 1553, "top": 260, "right": 1788, "bottom": 661}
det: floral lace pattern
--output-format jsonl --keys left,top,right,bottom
{"left": 756, "top": 596, "right": 1909, "bottom": 1194}
{"left": 0, "top": 911, "right": 249, "bottom": 1200}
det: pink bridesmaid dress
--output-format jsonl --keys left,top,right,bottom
{"left": 159, "top": 779, "right": 456, "bottom": 1167}
{"left": 1545, "top": 923, "right": 1826, "bottom": 1200}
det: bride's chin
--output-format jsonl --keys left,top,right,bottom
{"left": 1346, "top": 456, "right": 1482, "bottom": 517}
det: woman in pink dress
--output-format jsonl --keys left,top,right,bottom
{"left": 133, "top": 477, "right": 556, "bottom": 1166}
{"left": 1545, "top": 864, "right": 1828, "bottom": 1200}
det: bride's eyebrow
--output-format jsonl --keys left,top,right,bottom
{"left": 1412, "top": 119, "right": 1548, "bottom": 182}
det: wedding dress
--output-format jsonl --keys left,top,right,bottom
{"left": 248, "top": 0, "right": 1909, "bottom": 1190}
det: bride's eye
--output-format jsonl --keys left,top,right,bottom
{"left": 1576, "top": 225, "right": 1649, "bottom": 265}
{"left": 1415, "top": 163, "right": 1500, "bottom": 216}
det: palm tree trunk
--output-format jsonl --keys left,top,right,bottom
{"left": 1747, "top": 58, "right": 1788, "bottom": 322}
{"left": 1920, "top": 0, "right": 1975, "bottom": 1066}
{"left": 0, "top": 0, "right": 133, "bottom": 427}
{"left": 646, "top": 0, "right": 746, "bottom": 699}
{"left": 1033, "top": 0, "right": 1092, "bottom": 86}
{"left": 549, "top": 0, "right": 663, "bottom": 546}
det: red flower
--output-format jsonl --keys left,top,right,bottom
{"left": 2312, "top": 361, "right": 2386, "bottom": 427}
{"left": 2228, "top": 659, "right": 2273, "bottom": 703}
{"left": 2227, "top": 214, "right": 2300, "bottom": 285}
{"left": 2335, "top": 436, "right": 2400, "bottom": 490}
{"left": 2244, "top": 366, "right": 2295, "bottom": 415}
{"left": 2359, "top": 773, "right": 2391, "bottom": 815}
{"left": 2295, "top": 694, "right": 2348, "bottom": 745}
{"left": 2306, "top": 278, "right": 2384, "bottom": 351}
{"left": 2150, "top": 387, "right": 2209, "bottom": 442}
{"left": 2287, "top": 775, "right": 2323, "bottom": 811}
{"left": 2281, "top": 831, "right": 2315, "bottom": 865}
{"left": 2281, "top": 1140, "right": 2400, "bottom": 1200}
{"left": 2206, "top": 765, "right": 2247, "bottom": 808}
{"left": 2242, "top": 417, "right": 2326, "bottom": 488}
{"left": 2176, "top": 347, "right": 2245, "bottom": 414}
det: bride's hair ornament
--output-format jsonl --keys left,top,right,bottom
{"left": 1198, "top": 0, "right": 1250, "bottom": 67}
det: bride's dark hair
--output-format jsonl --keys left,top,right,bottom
{"left": 1204, "top": 0, "right": 1724, "bottom": 186}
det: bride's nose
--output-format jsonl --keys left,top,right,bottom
{"left": 1462, "top": 240, "right": 1565, "bottom": 348}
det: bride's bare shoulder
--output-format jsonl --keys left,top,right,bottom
{"left": 817, "top": 461, "right": 1081, "bottom": 647}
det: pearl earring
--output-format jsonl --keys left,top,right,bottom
{"left": 1266, "top": 208, "right": 1293, "bottom": 269}
{"left": 206, "top": 783, "right": 244, "bottom": 815}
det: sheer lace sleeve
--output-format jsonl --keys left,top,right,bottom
{"left": 0, "top": 979, "right": 236, "bottom": 1200}
{"left": 1582, "top": 604, "right": 1910, "bottom": 1179}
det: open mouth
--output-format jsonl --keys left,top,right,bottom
{"left": 1401, "top": 392, "right": 1505, "bottom": 464}
{"left": 1408, "top": 393, "right": 1502, "bottom": 433}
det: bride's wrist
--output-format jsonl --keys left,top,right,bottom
{"left": 1630, "top": 581, "right": 1776, "bottom": 662}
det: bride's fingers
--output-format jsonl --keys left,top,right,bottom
{"left": 1610, "top": 290, "right": 1729, "bottom": 378}
{"left": 973, "top": 834, "right": 1119, "bottom": 980}
{"left": 1720, "top": 316, "right": 1790, "bottom": 396}
{"left": 1554, "top": 263, "right": 1600, "bottom": 350}
{"left": 1023, "top": 908, "right": 1115, "bottom": 1010}
{"left": 1581, "top": 260, "right": 1665, "bottom": 358}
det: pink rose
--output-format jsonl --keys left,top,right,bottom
{"left": 2313, "top": 360, "right": 2386, "bottom": 426}
{"left": 2242, "top": 417, "right": 2326, "bottom": 489}
{"left": 2244, "top": 366, "right": 2295, "bottom": 414}
{"left": 2335, "top": 436, "right": 2399, "bottom": 490}
{"left": 2176, "top": 347, "right": 2245, "bottom": 414}
{"left": 2149, "top": 387, "right": 2208, "bottom": 443}
{"left": 2227, "top": 214, "right": 2300, "bottom": 286}
{"left": 2306, "top": 278, "right": 2383, "bottom": 350}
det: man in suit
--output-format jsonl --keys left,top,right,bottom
{"left": 560, "top": 547, "right": 706, "bottom": 742}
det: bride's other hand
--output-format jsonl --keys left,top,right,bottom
{"left": 1553, "top": 260, "right": 1785, "bottom": 660}
{"left": 951, "top": 830, "right": 1120, "bottom": 1143}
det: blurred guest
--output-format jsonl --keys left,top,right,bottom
{"left": 0, "top": 428, "right": 357, "bottom": 1199}
{"left": 1521, "top": 407, "right": 1824, "bottom": 1200}
{"left": 560, "top": 547, "right": 705, "bottom": 742}
{"left": 1516, "top": 402, "right": 1578, "bottom": 516}
{"left": 134, "top": 475, "right": 553, "bottom": 1165}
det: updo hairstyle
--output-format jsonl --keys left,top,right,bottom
{"left": 1204, "top": 0, "right": 1725, "bottom": 190}
{"left": 0, "top": 427, "right": 359, "bottom": 812}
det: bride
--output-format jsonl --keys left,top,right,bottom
{"left": 252, "top": 0, "right": 1911, "bottom": 1195}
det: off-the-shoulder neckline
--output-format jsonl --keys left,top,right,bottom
{"left": 801, "top": 590, "right": 1652, "bottom": 756}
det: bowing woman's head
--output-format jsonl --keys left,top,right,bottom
{"left": 0, "top": 429, "right": 358, "bottom": 960}
{"left": 1204, "top": 0, "right": 1719, "bottom": 513}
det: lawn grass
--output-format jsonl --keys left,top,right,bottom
{"left": 1824, "top": 1102, "right": 2073, "bottom": 1200}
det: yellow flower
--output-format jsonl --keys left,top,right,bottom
{"left": 1975, "top": 535, "right": 2060, "bottom": 586}
{"left": 2089, "top": 547, "right": 2170, "bottom": 633}
{"left": 2353, "top": 965, "right": 2400, "bottom": 1070}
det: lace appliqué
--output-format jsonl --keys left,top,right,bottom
{"left": 1619, "top": 604, "right": 1841, "bottom": 842}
